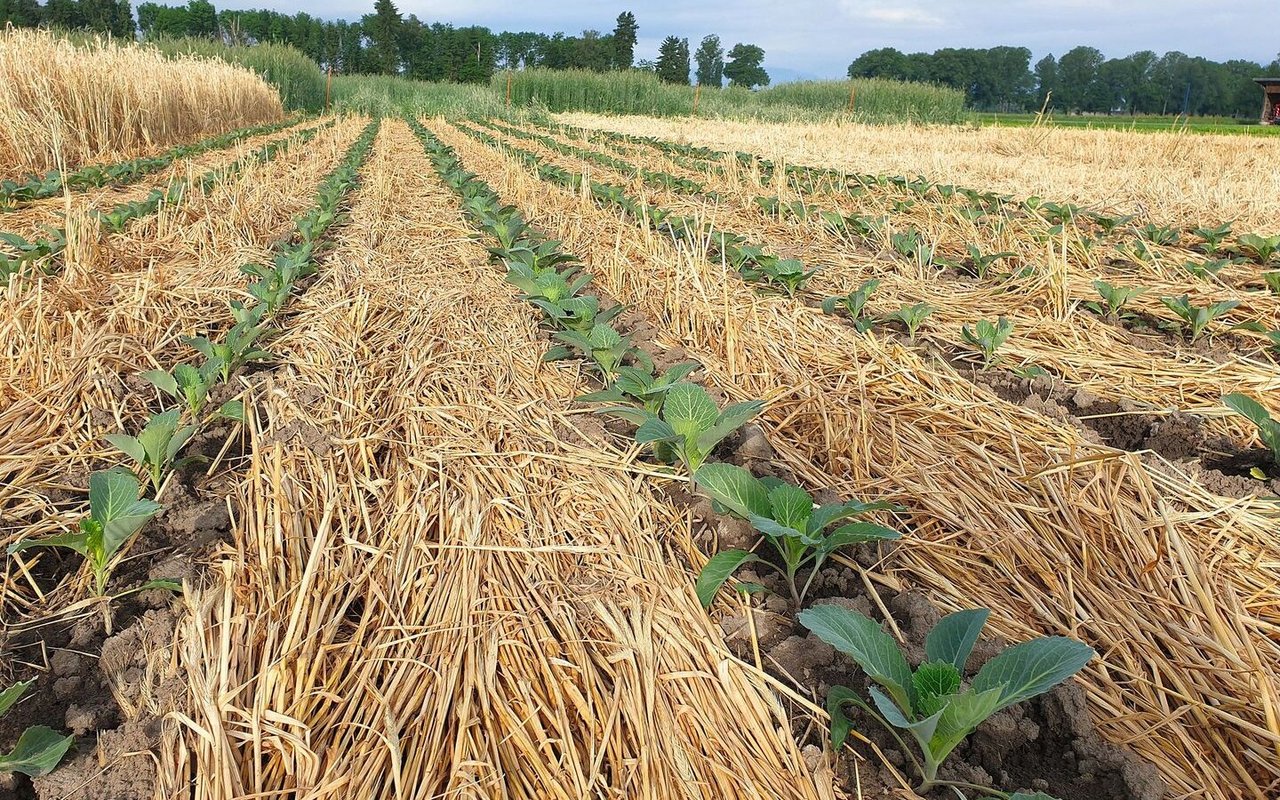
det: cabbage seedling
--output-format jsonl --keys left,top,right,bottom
{"left": 105, "top": 410, "right": 196, "bottom": 493}
{"left": 505, "top": 261, "right": 589, "bottom": 303}
{"left": 1090, "top": 280, "right": 1145, "bottom": 317}
{"left": 185, "top": 320, "right": 272, "bottom": 383}
{"left": 959, "top": 245, "right": 1015, "bottom": 280}
{"left": 1222, "top": 394, "right": 1280, "bottom": 466}
{"left": 546, "top": 323, "right": 647, "bottom": 378}
{"left": 1135, "top": 223, "right": 1179, "bottom": 246}
{"left": 141, "top": 361, "right": 220, "bottom": 416}
{"left": 799, "top": 604, "right": 1093, "bottom": 797}
{"left": 577, "top": 362, "right": 699, "bottom": 413}
{"left": 8, "top": 468, "right": 162, "bottom": 597}
{"left": 1234, "top": 233, "right": 1280, "bottom": 264}
{"left": 754, "top": 258, "right": 817, "bottom": 297}
{"left": 598, "top": 383, "right": 763, "bottom": 478}
{"left": 885, "top": 303, "right": 934, "bottom": 341}
{"left": 822, "top": 279, "right": 880, "bottom": 332}
{"left": 694, "top": 463, "right": 899, "bottom": 607}
{"left": 1159, "top": 295, "right": 1239, "bottom": 342}
{"left": 961, "top": 317, "right": 1013, "bottom": 367}
{"left": 1264, "top": 272, "right": 1280, "bottom": 296}
{"left": 1193, "top": 223, "right": 1232, "bottom": 254}
{"left": 0, "top": 681, "right": 73, "bottom": 776}
{"left": 1183, "top": 259, "right": 1232, "bottom": 279}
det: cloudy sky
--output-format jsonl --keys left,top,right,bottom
{"left": 260, "top": 0, "right": 1277, "bottom": 79}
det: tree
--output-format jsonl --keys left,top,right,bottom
{"left": 363, "top": 0, "right": 403, "bottom": 75}
{"left": 655, "top": 35, "right": 689, "bottom": 85}
{"left": 611, "top": 11, "right": 637, "bottom": 70}
{"left": 694, "top": 34, "right": 724, "bottom": 87}
{"left": 1033, "top": 54, "right": 1058, "bottom": 108}
{"left": 848, "top": 47, "right": 911, "bottom": 80}
{"left": 184, "top": 0, "right": 216, "bottom": 37}
{"left": 0, "top": 0, "right": 44, "bottom": 27}
{"left": 724, "top": 42, "right": 768, "bottom": 88}
{"left": 1056, "top": 45, "right": 1104, "bottom": 111}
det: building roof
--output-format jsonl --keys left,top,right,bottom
{"left": 1255, "top": 78, "right": 1280, "bottom": 87}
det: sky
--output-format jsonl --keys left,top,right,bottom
{"left": 255, "top": 0, "right": 1279, "bottom": 80}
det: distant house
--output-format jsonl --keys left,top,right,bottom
{"left": 1257, "top": 78, "right": 1280, "bottom": 124}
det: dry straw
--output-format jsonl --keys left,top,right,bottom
{"left": 434, "top": 120, "right": 1280, "bottom": 799}
{"left": 159, "top": 120, "right": 823, "bottom": 799}
{"left": 0, "top": 28, "right": 283, "bottom": 179}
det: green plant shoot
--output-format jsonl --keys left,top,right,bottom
{"left": 105, "top": 409, "right": 196, "bottom": 493}
{"left": 0, "top": 681, "right": 74, "bottom": 776}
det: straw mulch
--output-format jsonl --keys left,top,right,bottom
{"left": 555, "top": 112, "right": 1280, "bottom": 235}
{"left": 432, "top": 118, "right": 1280, "bottom": 800}
{"left": 0, "top": 118, "right": 368, "bottom": 619}
{"left": 488, "top": 121, "right": 1280, "bottom": 440}
{"left": 0, "top": 119, "right": 314, "bottom": 242}
{"left": 0, "top": 28, "right": 283, "bottom": 179}
{"left": 158, "top": 119, "right": 827, "bottom": 800}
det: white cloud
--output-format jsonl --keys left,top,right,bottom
{"left": 842, "top": 3, "right": 946, "bottom": 27}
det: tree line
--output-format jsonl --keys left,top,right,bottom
{"left": 848, "top": 45, "right": 1280, "bottom": 117}
{"left": 0, "top": 0, "right": 773, "bottom": 87}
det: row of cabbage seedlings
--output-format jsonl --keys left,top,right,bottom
{"left": 550, "top": 119, "right": 1280, "bottom": 345}
{"left": 0, "top": 116, "right": 306, "bottom": 211}
{"left": 0, "top": 120, "right": 336, "bottom": 289}
{"left": 468, "top": 120, "right": 1280, "bottom": 471}
{"left": 0, "top": 118, "right": 380, "bottom": 781}
{"left": 414, "top": 116, "right": 1089, "bottom": 800}
{"left": 548, "top": 120, "right": 1280, "bottom": 265}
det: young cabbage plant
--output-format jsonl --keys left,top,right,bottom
{"left": 577, "top": 362, "right": 699, "bottom": 413}
{"left": 799, "top": 604, "right": 1093, "bottom": 797}
{"left": 8, "top": 468, "right": 162, "bottom": 598}
{"left": 1090, "top": 212, "right": 1134, "bottom": 236}
{"left": 141, "top": 361, "right": 219, "bottom": 417}
{"left": 1222, "top": 394, "right": 1280, "bottom": 466}
{"left": 546, "top": 323, "right": 649, "bottom": 379}
{"left": 1159, "top": 295, "right": 1240, "bottom": 342}
{"left": 885, "top": 303, "right": 934, "bottom": 341}
{"left": 505, "top": 261, "right": 589, "bottom": 303}
{"left": 957, "top": 245, "right": 1015, "bottom": 280}
{"left": 822, "top": 279, "right": 881, "bottom": 333}
{"left": 105, "top": 410, "right": 196, "bottom": 493}
{"left": 961, "top": 317, "right": 1013, "bottom": 367}
{"left": 498, "top": 240, "right": 580, "bottom": 273}
{"left": 185, "top": 320, "right": 272, "bottom": 383}
{"left": 1135, "top": 223, "right": 1179, "bottom": 246}
{"left": 694, "top": 463, "right": 899, "bottom": 608}
{"left": 598, "top": 383, "right": 763, "bottom": 479}
{"left": 0, "top": 681, "right": 74, "bottom": 777}
{"left": 1234, "top": 233, "right": 1280, "bottom": 264}
{"left": 753, "top": 257, "right": 817, "bottom": 297}
{"left": 1182, "top": 258, "right": 1233, "bottom": 279}
{"left": 532, "top": 294, "right": 620, "bottom": 332}
{"left": 1193, "top": 223, "right": 1232, "bottom": 254}
{"left": 1090, "top": 280, "right": 1146, "bottom": 317}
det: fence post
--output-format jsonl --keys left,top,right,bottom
{"left": 847, "top": 84, "right": 856, "bottom": 114}
{"left": 325, "top": 66, "right": 333, "bottom": 114}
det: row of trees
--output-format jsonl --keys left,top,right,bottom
{"left": 653, "top": 35, "right": 768, "bottom": 88}
{"left": 849, "top": 45, "right": 1280, "bottom": 116}
{"left": 1, "top": 0, "right": 772, "bottom": 87}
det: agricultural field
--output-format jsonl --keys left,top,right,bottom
{"left": 3, "top": 36, "right": 1280, "bottom": 800}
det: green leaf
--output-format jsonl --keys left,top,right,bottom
{"left": 0, "top": 681, "right": 33, "bottom": 718}
{"left": 0, "top": 726, "right": 74, "bottom": 776}
{"left": 104, "top": 433, "right": 146, "bottom": 464}
{"left": 1224, "top": 393, "right": 1273, "bottom": 431}
{"left": 698, "top": 400, "right": 765, "bottom": 452}
{"left": 766, "top": 482, "right": 814, "bottom": 532}
{"left": 662, "top": 383, "right": 720, "bottom": 439}
{"left": 870, "top": 685, "right": 945, "bottom": 744}
{"left": 90, "top": 468, "right": 162, "bottom": 561}
{"left": 7, "top": 530, "right": 91, "bottom": 558}
{"left": 925, "top": 685, "right": 1005, "bottom": 766}
{"left": 825, "top": 685, "right": 861, "bottom": 749}
{"left": 912, "top": 661, "right": 962, "bottom": 716}
{"left": 635, "top": 417, "right": 678, "bottom": 445}
{"left": 925, "top": 609, "right": 990, "bottom": 672}
{"left": 820, "top": 521, "right": 900, "bottom": 555}
{"left": 695, "top": 549, "right": 760, "bottom": 607}
{"left": 140, "top": 369, "right": 177, "bottom": 396}
{"left": 972, "top": 636, "right": 1094, "bottom": 712}
{"left": 166, "top": 424, "right": 197, "bottom": 462}
{"left": 693, "top": 463, "right": 770, "bottom": 518}
{"left": 799, "top": 605, "right": 915, "bottom": 714}
{"left": 215, "top": 399, "right": 245, "bottom": 422}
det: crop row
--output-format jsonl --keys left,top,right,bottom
{"left": 457, "top": 118, "right": 1280, "bottom": 483}
{"left": 416, "top": 116, "right": 1090, "bottom": 800}
{"left": 1, "top": 118, "right": 380, "bottom": 779}
{"left": 526, "top": 119, "right": 1280, "bottom": 342}
{"left": 0, "top": 120, "right": 336, "bottom": 289}
{"left": 0, "top": 115, "right": 306, "bottom": 210}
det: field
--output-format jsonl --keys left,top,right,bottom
{"left": 3, "top": 35, "right": 1280, "bottom": 800}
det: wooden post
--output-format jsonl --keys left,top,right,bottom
{"left": 325, "top": 65, "right": 333, "bottom": 114}
{"left": 846, "top": 84, "right": 856, "bottom": 114}
{"left": 506, "top": 70, "right": 513, "bottom": 109}
{"left": 693, "top": 84, "right": 702, "bottom": 115}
